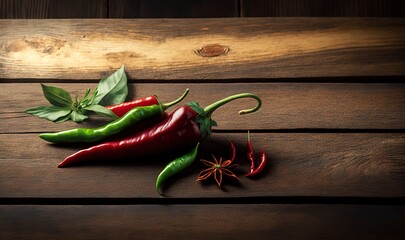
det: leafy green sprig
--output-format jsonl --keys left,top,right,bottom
{"left": 26, "top": 65, "right": 128, "bottom": 123}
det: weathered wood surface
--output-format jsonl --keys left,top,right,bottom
{"left": 1, "top": 18, "right": 404, "bottom": 239}
{"left": 1, "top": 205, "right": 404, "bottom": 240}
{"left": 1, "top": 83, "right": 405, "bottom": 133}
{"left": 109, "top": 0, "right": 239, "bottom": 18}
{"left": 1, "top": 18, "right": 404, "bottom": 80}
{"left": 1, "top": 133, "right": 404, "bottom": 198}
{"left": 241, "top": 0, "right": 405, "bottom": 17}
{"left": 0, "top": 0, "right": 107, "bottom": 18}
{"left": 2, "top": 0, "right": 403, "bottom": 19}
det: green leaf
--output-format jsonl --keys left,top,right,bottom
{"left": 186, "top": 101, "right": 215, "bottom": 139}
{"left": 55, "top": 113, "right": 72, "bottom": 123}
{"left": 70, "top": 111, "right": 88, "bottom": 122}
{"left": 84, "top": 105, "right": 118, "bottom": 119}
{"left": 186, "top": 102, "right": 204, "bottom": 114}
{"left": 89, "top": 87, "right": 98, "bottom": 105}
{"left": 26, "top": 66, "right": 129, "bottom": 123}
{"left": 41, "top": 84, "right": 72, "bottom": 107}
{"left": 80, "top": 88, "right": 97, "bottom": 108}
{"left": 79, "top": 88, "right": 91, "bottom": 106}
{"left": 26, "top": 106, "right": 72, "bottom": 122}
{"left": 93, "top": 65, "right": 128, "bottom": 106}
{"left": 83, "top": 88, "right": 91, "bottom": 100}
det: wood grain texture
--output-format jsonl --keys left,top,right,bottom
{"left": 0, "top": 0, "right": 107, "bottom": 18}
{"left": 109, "top": 0, "right": 239, "bottom": 18}
{"left": 1, "top": 18, "right": 404, "bottom": 80}
{"left": 241, "top": 0, "right": 405, "bottom": 17}
{"left": 1, "top": 83, "right": 404, "bottom": 133}
{"left": 1, "top": 16, "right": 404, "bottom": 240}
{"left": 1, "top": 205, "right": 404, "bottom": 240}
{"left": 1, "top": 133, "right": 404, "bottom": 198}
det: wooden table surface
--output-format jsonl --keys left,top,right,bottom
{"left": 1, "top": 18, "right": 404, "bottom": 239}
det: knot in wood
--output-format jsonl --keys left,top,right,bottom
{"left": 195, "top": 44, "right": 229, "bottom": 57}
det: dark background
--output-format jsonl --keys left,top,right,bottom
{"left": 1, "top": 0, "right": 404, "bottom": 18}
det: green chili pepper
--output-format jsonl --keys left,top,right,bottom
{"left": 39, "top": 89, "right": 189, "bottom": 143}
{"left": 156, "top": 143, "right": 200, "bottom": 195}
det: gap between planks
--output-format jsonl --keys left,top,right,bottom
{"left": 1, "top": 76, "right": 405, "bottom": 84}
{"left": 3, "top": 129, "right": 405, "bottom": 135}
{"left": 0, "top": 196, "right": 404, "bottom": 206}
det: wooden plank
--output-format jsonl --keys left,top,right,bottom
{"left": 109, "top": 0, "right": 239, "bottom": 18}
{"left": 1, "top": 18, "right": 404, "bottom": 80}
{"left": 1, "top": 133, "right": 404, "bottom": 198}
{"left": 0, "top": 0, "right": 107, "bottom": 18}
{"left": 1, "top": 83, "right": 404, "bottom": 133}
{"left": 1, "top": 204, "right": 404, "bottom": 240}
{"left": 241, "top": 0, "right": 405, "bottom": 17}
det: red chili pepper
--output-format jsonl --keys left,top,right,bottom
{"left": 227, "top": 136, "right": 236, "bottom": 164}
{"left": 245, "top": 131, "right": 255, "bottom": 174}
{"left": 245, "top": 150, "right": 267, "bottom": 177}
{"left": 58, "top": 93, "right": 262, "bottom": 168}
{"left": 244, "top": 131, "right": 267, "bottom": 177}
{"left": 107, "top": 96, "right": 158, "bottom": 117}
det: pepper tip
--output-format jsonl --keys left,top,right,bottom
{"left": 156, "top": 187, "right": 165, "bottom": 196}
{"left": 57, "top": 161, "right": 68, "bottom": 168}
{"left": 39, "top": 133, "right": 49, "bottom": 141}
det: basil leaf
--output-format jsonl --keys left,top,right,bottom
{"left": 26, "top": 106, "right": 72, "bottom": 122}
{"left": 80, "top": 88, "right": 98, "bottom": 108}
{"left": 41, "top": 84, "right": 72, "bottom": 107}
{"left": 70, "top": 111, "right": 88, "bottom": 122}
{"left": 84, "top": 105, "right": 118, "bottom": 119}
{"left": 93, "top": 65, "right": 128, "bottom": 106}
{"left": 83, "top": 88, "right": 91, "bottom": 100}
{"left": 55, "top": 113, "right": 72, "bottom": 123}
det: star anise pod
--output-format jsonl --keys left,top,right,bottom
{"left": 197, "top": 155, "right": 239, "bottom": 188}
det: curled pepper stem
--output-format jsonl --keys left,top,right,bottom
{"left": 161, "top": 88, "right": 189, "bottom": 111}
{"left": 203, "top": 93, "right": 262, "bottom": 118}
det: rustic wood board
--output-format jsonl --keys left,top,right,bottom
{"left": 1, "top": 133, "right": 404, "bottom": 198}
{"left": 1, "top": 18, "right": 404, "bottom": 80}
{"left": 0, "top": 0, "right": 107, "bottom": 18}
{"left": 1, "top": 83, "right": 405, "bottom": 133}
{"left": 1, "top": 205, "right": 404, "bottom": 240}
{"left": 2, "top": 0, "right": 404, "bottom": 19}
{"left": 240, "top": 0, "right": 405, "bottom": 17}
{"left": 108, "top": 0, "right": 239, "bottom": 18}
{"left": 1, "top": 18, "right": 404, "bottom": 239}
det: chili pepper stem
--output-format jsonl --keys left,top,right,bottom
{"left": 187, "top": 93, "right": 262, "bottom": 139}
{"left": 161, "top": 88, "right": 189, "bottom": 111}
{"left": 203, "top": 93, "right": 262, "bottom": 118}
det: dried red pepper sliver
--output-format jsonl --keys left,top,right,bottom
{"left": 58, "top": 93, "right": 261, "bottom": 168}
{"left": 246, "top": 131, "right": 255, "bottom": 174}
{"left": 245, "top": 150, "right": 267, "bottom": 177}
{"left": 227, "top": 137, "right": 236, "bottom": 164}
{"left": 244, "top": 131, "right": 267, "bottom": 177}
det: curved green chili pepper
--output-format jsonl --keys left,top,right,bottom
{"left": 39, "top": 89, "right": 189, "bottom": 143}
{"left": 156, "top": 143, "right": 200, "bottom": 195}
